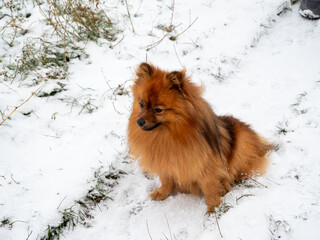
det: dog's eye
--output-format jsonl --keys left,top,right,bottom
{"left": 139, "top": 102, "right": 143, "bottom": 108}
{"left": 154, "top": 108, "right": 163, "bottom": 114}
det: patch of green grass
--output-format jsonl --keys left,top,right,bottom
{"left": 291, "top": 0, "right": 300, "bottom": 5}
{"left": 207, "top": 202, "right": 233, "bottom": 218}
{"left": 59, "top": 94, "right": 99, "bottom": 115}
{"left": 1, "top": 0, "right": 120, "bottom": 91}
{"left": 113, "top": 84, "right": 129, "bottom": 96}
{"left": 291, "top": 92, "right": 308, "bottom": 115}
{"left": 22, "top": 110, "right": 33, "bottom": 116}
{"left": 36, "top": 0, "right": 119, "bottom": 44}
{"left": 1, "top": 0, "right": 121, "bottom": 124}
{"left": 277, "top": 127, "right": 288, "bottom": 135}
{"left": 269, "top": 215, "right": 291, "bottom": 239}
{"left": 214, "top": 202, "right": 233, "bottom": 218}
{"left": 0, "top": 0, "right": 27, "bottom": 47}
{"left": 212, "top": 66, "right": 225, "bottom": 82}
{"left": 0, "top": 217, "right": 25, "bottom": 229}
{"left": 0, "top": 218, "right": 10, "bottom": 228}
{"left": 37, "top": 86, "right": 65, "bottom": 98}
{"left": 276, "top": 120, "right": 291, "bottom": 136}
{"left": 1, "top": 39, "right": 80, "bottom": 85}
{"left": 42, "top": 208, "right": 78, "bottom": 240}
{"left": 41, "top": 166, "right": 126, "bottom": 240}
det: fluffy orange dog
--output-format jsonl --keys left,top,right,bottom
{"left": 128, "top": 63, "right": 272, "bottom": 212}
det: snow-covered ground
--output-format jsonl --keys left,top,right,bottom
{"left": 1, "top": 0, "right": 320, "bottom": 239}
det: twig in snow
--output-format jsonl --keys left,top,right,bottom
{"left": 146, "top": 220, "right": 153, "bottom": 240}
{"left": 57, "top": 195, "right": 68, "bottom": 210}
{"left": 173, "top": 44, "right": 183, "bottom": 67}
{"left": 110, "top": 35, "right": 125, "bottom": 49}
{"left": 6, "top": 0, "right": 23, "bottom": 46}
{"left": 159, "top": 0, "right": 176, "bottom": 33}
{"left": 268, "top": 227, "right": 274, "bottom": 235}
{"left": 236, "top": 194, "right": 255, "bottom": 204}
{"left": 26, "top": 231, "right": 32, "bottom": 240}
{"left": 170, "top": 0, "right": 175, "bottom": 28}
{"left": 165, "top": 214, "right": 173, "bottom": 240}
{"left": 10, "top": 174, "right": 20, "bottom": 184}
{"left": 0, "top": 80, "right": 48, "bottom": 126}
{"left": 267, "top": 178, "right": 280, "bottom": 185}
{"left": 111, "top": 101, "right": 122, "bottom": 115}
{"left": 8, "top": 219, "right": 26, "bottom": 226}
{"left": 125, "top": 0, "right": 135, "bottom": 33}
{"left": 169, "top": 17, "right": 198, "bottom": 41}
{"left": 0, "top": 176, "right": 6, "bottom": 187}
{"left": 146, "top": 31, "right": 172, "bottom": 51}
{"left": 214, "top": 211, "right": 223, "bottom": 238}
{"left": 147, "top": 1, "right": 185, "bottom": 52}
{"left": 0, "top": 81, "right": 17, "bottom": 92}
{"left": 250, "top": 177, "right": 268, "bottom": 188}
{"left": 101, "top": 69, "right": 117, "bottom": 98}
{"left": 100, "top": 70, "right": 125, "bottom": 115}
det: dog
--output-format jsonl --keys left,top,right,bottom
{"left": 128, "top": 63, "right": 273, "bottom": 212}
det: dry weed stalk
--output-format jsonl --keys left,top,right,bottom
{"left": 164, "top": 215, "right": 173, "bottom": 240}
{"left": 124, "top": 0, "right": 135, "bottom": 33}
{"left": 249, "top": 177, "right": 268, "bottom": 188}
{"left": 146, "top": 31, "right": 172, "bottom": 51}
{"left": 147, "top": 1, "right": 198, "bottom": 50}
{"left": 236, "top": 194, "right": 255, "bottom": 203}
{"left": 170, "top": 0, "right": 175, "bottom": 28}
{"left": 110, "top": 35, "right": 125, "bottom": 49}
{"left": 169, "top": 17, "right": 198, "bottom": 41}
{"left": 35, "top": 0, "right": 117, "bottom": 48}
{"left": 0, "top": 80, "right": 48, "bottom": 126}
{"left": 146, "top": 220, "right": 153, "bottom": 240}
{"left": 0, "top": 0, "right": 121, "bottom": 126}
{"left": 2, "top": 38, "right": 71, "bottom": 85}
{"left": 0, "top": 0, "right": 25, "bottom": 46}
{"left": 214, "top": 211, "right": 223, "bottom": 238}
{"left": 26, "top": 231, "right": 33, "bottom": 240}
{"left": 173, "top": 43, "right": 183, "bottom": 67}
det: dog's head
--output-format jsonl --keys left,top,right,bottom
{"left": 131, "top": 62, "right": 196, "bottom": 131}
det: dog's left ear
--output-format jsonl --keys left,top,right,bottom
{"left": 167, "top": 70, "right": 187, "bottom": 90}
{"left": 166, "top": 71, "right": 183, "bottom": 86}
{"left": 167, "top": 70, "right": 189, "bottom": 98}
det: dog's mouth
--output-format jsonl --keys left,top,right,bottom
{"left": 141, "top": 122, "right": 162, "bottom": 131}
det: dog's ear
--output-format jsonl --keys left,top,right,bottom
{"left": 136, "top": 62, "right": 153, "bottom": 79}
{"left": 166, "top": 71, "right": 183, "bottom": 86}
{"left": 166, "top": 70, "right": 188, "bottom": 98}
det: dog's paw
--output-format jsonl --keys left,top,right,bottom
{"left": 206, "top": 204, "right": 216, "bottom": 214}
{"left": 150, "top": 188, "right": 169, "bottom": 201}
{"left": 205, "top": 197, "right": 221, "bottom": 214}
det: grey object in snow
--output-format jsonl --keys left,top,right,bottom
{"left": 300, "top": 0, "right": 320, "bottom": 19}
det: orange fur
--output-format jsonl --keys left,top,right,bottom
{"left": 128, "top": 63, "right": 273, "bottom": 212}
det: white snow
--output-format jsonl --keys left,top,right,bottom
{"left": 299, "top": 9, "right": 320, "bottom": 19}
{"left": 1, "top": 0, "right": 320, "bottom": 239}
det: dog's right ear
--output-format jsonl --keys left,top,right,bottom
{"left": 136, "top": 62, "right": 153, "bottom": 79}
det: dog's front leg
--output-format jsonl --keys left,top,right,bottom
{"left": 150, "top": 175, "right": 174, "bottom": 201}
{"left": 199, "top": 178, "right": 222, "bottom": 213}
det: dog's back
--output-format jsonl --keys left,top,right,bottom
{"left": 219, "top": 115, "right": 273, "bottom": 183}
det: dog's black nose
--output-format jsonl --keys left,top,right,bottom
{"left": 137, "top": 118, "right": 145, "bottom": 127}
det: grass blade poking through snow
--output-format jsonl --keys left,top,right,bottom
{"left": 0, "top": 0, "right": 120, "bottom": 124}
{"left": 41, "top": 166, "right": 126, "bottom": 240}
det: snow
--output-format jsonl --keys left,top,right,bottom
{"left": 299, "top": 9, "right": 320, "bottom": 19}
{"left": 1, "top": 0, "right": 320, "bottom": 239}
